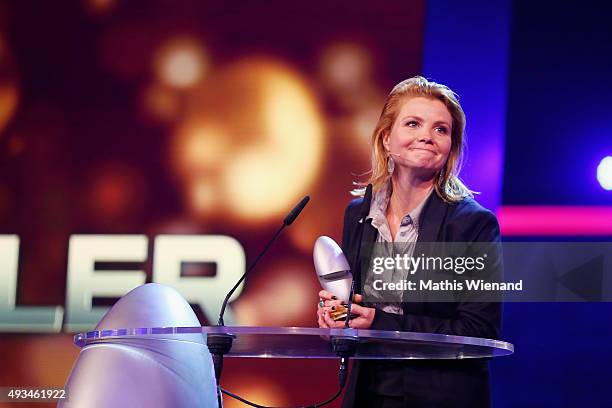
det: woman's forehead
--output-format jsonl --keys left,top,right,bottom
{"left": 397, "top": 96, "right": 452, "bottom": 123}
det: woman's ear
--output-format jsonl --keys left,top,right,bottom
{"left": 382, "top": 131, "right": 390, "bottom": 152}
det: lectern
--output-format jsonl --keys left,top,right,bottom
{"left": 62, "top": 284, "right": 514, "bottom": 407}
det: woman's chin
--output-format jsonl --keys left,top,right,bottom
{"left": 395, "top": 164, "right": 439, "bottom": 179}
{"left": 398, "top": 159, "right": 440, "bottom": 172}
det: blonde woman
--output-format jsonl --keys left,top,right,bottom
{"left": 317, "top": 76, "right": 502, "bottom": 408}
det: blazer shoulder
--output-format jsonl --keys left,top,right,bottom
{"left": 344, "top": 197, "right": 365, "bottom": 220}
{"left": 449, "top": 196, "right": 497, "bottom": 222}
{"left": 446, "top": 196, "right": 500, "bottom": 242}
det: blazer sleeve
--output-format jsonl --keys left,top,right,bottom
{"left": 369, "top": 209, "right": 503, "bottom": 340}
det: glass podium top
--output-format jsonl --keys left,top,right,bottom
{"left": 74, "top": 326, "right": 514, "bottom": 360}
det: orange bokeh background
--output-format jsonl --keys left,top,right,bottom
{"left": 0, "top": 1, "right": 424, "bottom": 406}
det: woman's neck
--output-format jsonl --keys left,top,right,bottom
{"left": 387, "top": 169, "right": 434, "bottom": 217}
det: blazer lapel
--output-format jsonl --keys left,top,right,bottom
{"left": 417, "top": 192, "right": 448, "bottom": 243}
{"left": 403, "top": 192, "right": 449, "bottom": 307}
{"left": 354, "top": 219, "right": 377, "bottom": 294}
{"left": 362, "top": 219, "right": 378, "bottom": 244}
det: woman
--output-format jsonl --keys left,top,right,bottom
{"left": 317, "top": 76, "right": 502, "bottom": 408}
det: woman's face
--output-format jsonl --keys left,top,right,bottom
{"left": 383, "top": 96, "right": 453, "bottom": 177}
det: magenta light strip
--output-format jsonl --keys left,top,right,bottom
{"left": 497, "top": 206, "right": 612, "bottom": 236}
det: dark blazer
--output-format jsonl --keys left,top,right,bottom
{"left": 341, "top": 191, "right": 502, "bottom": 408}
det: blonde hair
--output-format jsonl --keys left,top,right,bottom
{"left": 353, "top": 76, "right": 475, "bottom": 202}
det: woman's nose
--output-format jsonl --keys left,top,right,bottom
{"left": 417, "top": 131, "right": 434, "bottom": 143}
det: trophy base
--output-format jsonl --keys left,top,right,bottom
{"left": 330, "top": 304, "right": 347, "bottom": 321}
{"left": 330, "top": 305, "right": 357, "bottom": 321}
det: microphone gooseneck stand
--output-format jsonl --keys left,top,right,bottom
{"left": 208, "top": 206, "right": 302, "bottom": 400}
{"left": 208, "top": 196, "right": 311, "bottom": 408}
{"left": 344, "top": 183, "right": 373, "bottom": 329}
{"left": 208, "top": 196, "right": 313, "bottom": 402}
{"left": 311, "top": 183, "right": 372, "bottom": 407}
{"left": 208, "top": 188, "right": 371, "bottom": 408}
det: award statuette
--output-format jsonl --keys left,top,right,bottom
{"left": 313, "top": 236, "right": 353, "bottom": 321}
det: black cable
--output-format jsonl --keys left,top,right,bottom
{"left": 220, "top": 386, "right": 342, "bottom": 408}
{"left": 311, "top": 388, "right": 343, "bottom": 408}
{"left": 220, "top": 387, "right": 280, "bottom": 408}
{"left": 219, "top": 357, "right": 348, "bottom": 408}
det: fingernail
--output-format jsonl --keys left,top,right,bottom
{"left": 331, "top": 296, "right": 338, "bottom": 300}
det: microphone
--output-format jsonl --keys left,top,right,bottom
{"left": 217, "top": 195, "right": 310, "bottom": 326}
{"left": 209, "top": 195, "right": 310, "bottom": 407}
{"left": 284, "top": 195, "right": 310, "bottom": 226}
{"left": 344, "top": 183, "right": 372, "bottom": 328}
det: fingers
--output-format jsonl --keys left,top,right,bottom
{"left": 345, "top": 304, "right": 375, "bottom": 329}
{"left": 318, "top": 290, "right": 344, "bottom": 308}
{"left": 322, "top": 309, "right": 344, "bottom": 328}
{"left": 348, "top": 303, "right": 366, "bottom": 315}
{"left": 317, "top": 303, "right": 346, "bottom": 329}
{"left": 322, "top": 310, "right": 334, "bottom": 326}
{"left": 316, "top": 306, "right": 328, "bottom": 328}
{"left": 318, "top": 290, "right": 338, "bottom": 301}
{"left": 318, "top": 306, "right": 346, "bottom": 328}
{"left": 318, "top": 290, "right": 363, "bottom": 306}
{"left": 317, "top": 290, "right": 367, "bottom": 329}
{"left": 322, "top": 299, "right": 343, "bottom": 308}
{"left": 349, "top": 304, "right": 373, "bottom": 319}
{"left": 318, "top": 304, "right": 344, "bottom": 317}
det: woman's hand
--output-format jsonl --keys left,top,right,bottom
{"left": 316, "top": 290, "right": 376, "bottom": 329}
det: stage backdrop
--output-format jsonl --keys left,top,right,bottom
{"left": 1, "top": 1, "right": 426, "bottom": 407}
{"left": 3, "top": 1, "right": 612, "bottom": 407}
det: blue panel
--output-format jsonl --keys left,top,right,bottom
{"left": 425, "top": 1, "right": 612, "bottom": 406}
{"left": 503, "top": 1, "right": 612, "bottom": 206}
{"left": 422, "top": 0, "right": 511, "bottom": 212}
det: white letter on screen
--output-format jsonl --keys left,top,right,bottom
{"left": 0, "top": 235, "right": 63, "bottom": 332}
{"left": 153, "top": 235, "right": 246, "bottom": 325}
{"left": 65, "top": 235, "right": 147, "bottom": 332}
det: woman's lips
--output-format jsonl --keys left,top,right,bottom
{"left": 410, "top": 148, "right": 436, "bottom": 154}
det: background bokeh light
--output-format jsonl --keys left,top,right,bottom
{"left": 0, "top": 34, "right": 19, "bottom": 137}
{"left": 171, "top": 58, "right": 326, "bottom": 223}
{"left": 597, "top": 156, "right": 612, "bottom": 191}
{"left": 153, "top": 36, "right": 208, "bottom": 90}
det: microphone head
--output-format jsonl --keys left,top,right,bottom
{"left": 313, "top": 236, "right": 352, "bottom": 302}
{"left": 284, "top": 195, "right": 310, "bottom": 226}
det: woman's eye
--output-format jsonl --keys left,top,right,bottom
{"left": 405, "top": 120, "right": 418, "bottom": 127}
{"left": 435, "top": 126, "right": 449, "bottom": 134}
